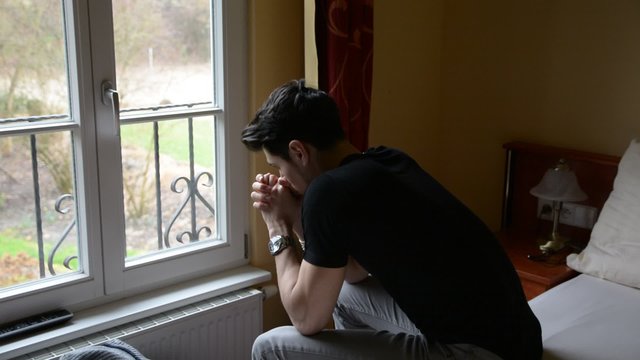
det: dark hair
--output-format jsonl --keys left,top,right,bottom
{"left": 241, "top": 79, "right": 344, "bottom": 159}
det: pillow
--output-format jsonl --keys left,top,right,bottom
{"left": 566, "top": 138, "right": 640, "bottom": 289}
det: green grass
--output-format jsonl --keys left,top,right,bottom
{"left": 0, "top": 229, "right": 78, "bottom": 271}
{"left": 0, "top": 230, "right": 39, "bottom": 258}
{"left": 120, "top": 118, "right": 215, "bottom": 167}
{"left": 1, "top": 231, "right": 142, "bottom": 259}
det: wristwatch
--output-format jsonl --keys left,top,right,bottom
{"left": 268, "top": 235, "right": 293, "bottom": 256}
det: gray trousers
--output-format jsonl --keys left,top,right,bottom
{"left": 252, "top": 277, "right": 502, "bottom": 360}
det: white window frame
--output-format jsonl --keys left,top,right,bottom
{"left": 0, "top": 0, "right": 250, "bottom": 324}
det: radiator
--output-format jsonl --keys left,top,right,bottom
{"left": 21, "top": 288, "right": 263, "bottom": 360}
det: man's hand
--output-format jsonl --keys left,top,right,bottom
{"left": 251, "top": 173, "right": 278, "bottom": 210}
{"left": 251, "top": 174, "right": 302, "bottom": 237}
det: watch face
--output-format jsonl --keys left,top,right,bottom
{"left": 269, "top": 236, "right": 288, "bottom": 255}
{"left": 268, "top": 240, "right": 278, "bottom": 253}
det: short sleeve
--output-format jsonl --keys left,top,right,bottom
{"left": 301, "top": 174, "right": 350, "bottom": 268}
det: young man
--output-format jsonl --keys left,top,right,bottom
{"left": 242, "top": 80, "right": 542, "bottom": 360}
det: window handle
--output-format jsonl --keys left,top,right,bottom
{"left": 101, "top": 80, "right": 120, "bottom": 137}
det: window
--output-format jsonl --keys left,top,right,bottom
{"left": 0, "top": 0, "right": 248, "bottom": 322}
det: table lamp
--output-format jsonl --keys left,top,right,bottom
{"left": 530, "top": 159, "right": 587, "bottom": 254}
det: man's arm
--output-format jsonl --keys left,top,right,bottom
{"left": 273, "top": 245, "right": 345, "bottom": 335}
{"left": 252, "top": 174, "right": 344, "bottom": 335}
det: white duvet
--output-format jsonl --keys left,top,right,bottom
{"left": 529, "top": 274, "right": 640, "bottom": 360}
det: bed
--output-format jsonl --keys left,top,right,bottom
{"left": 502, "top": 139, "right": 640, "bottom": 360}
{"left": 530, "top": 274, "right": 640, "bottom": 360}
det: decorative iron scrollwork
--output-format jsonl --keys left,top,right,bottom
{"left": 48, "top": 194, "right": 77, "bottom": 275}
{"left": 163, "top": 171, "right": 216, "bottom": 247}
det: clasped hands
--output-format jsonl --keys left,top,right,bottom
{"left": 251, "top": 173, "right": 302, "bottom": 237}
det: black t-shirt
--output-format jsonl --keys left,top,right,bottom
{"left": 302, "top": 146, "right": 542, "bottom": 360}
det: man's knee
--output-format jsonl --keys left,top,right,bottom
{"left": 251, "top": 327, "right": 280, "bottom": 360}
{"left": 252, "top": 326, "right": 300, "bottom": 360}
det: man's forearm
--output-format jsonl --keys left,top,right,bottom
{"left": 273, "top": 246, "right": 314, "bottom": 333}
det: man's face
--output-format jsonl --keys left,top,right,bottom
{"left": 263, "top": 148, "right": 308, "bottom": 197}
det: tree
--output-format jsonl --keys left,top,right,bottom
{"left": 0, "top": 0, "right": 65, "bottom": 118}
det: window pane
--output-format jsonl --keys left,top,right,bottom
{"left": 112, "top": 0, "right": 219, "bottom": 263}
{"left": 112, "top": 0, "right": 213, "bottom": 110}
{"left": 121, "top": 116, "right": 217, "bottom": 260}
{"left": 0, "top": 1, "right": 69, "bottom": 128}
{"left": 0, "top": 132, "right": 80, "bottom": 290}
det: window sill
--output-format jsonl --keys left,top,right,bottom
{"left": 0, "top": 265, "right": 271, "bottom": 360}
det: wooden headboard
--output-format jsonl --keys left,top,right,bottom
{"left": 501, "top": 142, "right": 621, "bottom": 247}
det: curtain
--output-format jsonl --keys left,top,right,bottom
{"left": 315, "top": 0, "right": 373, "bottom": 152}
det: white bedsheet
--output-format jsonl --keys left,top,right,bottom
{"left": 529, "top": 274, "right": 640, "bottom": 360}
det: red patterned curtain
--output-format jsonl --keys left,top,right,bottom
{"left": 315, "top": 0, "right": 373, "bottom": 151}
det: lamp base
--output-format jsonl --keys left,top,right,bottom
{"left": 538, "top": 233, "right": 569, "bottom": 254}
{"left": 527, "top": 233, "right": 570, "bottom": 262}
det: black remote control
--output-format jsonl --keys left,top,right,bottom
{"left": 0, "top": 309, "right": 73, "bottom": 341}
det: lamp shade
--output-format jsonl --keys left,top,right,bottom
{"left": 530, "top": 162, "right": 588, "bottom": 202}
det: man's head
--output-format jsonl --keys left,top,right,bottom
{"left": 241, "top": 79, "right": 344, "bottom": 160}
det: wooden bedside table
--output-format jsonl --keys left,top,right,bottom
{"left": 499, "top": 142, "right": 620, "bottom": 300}
{"left": 498, "top": 230, "right": 578, "bottom": 300}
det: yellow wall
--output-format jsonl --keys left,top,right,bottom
{"left": 250, "top": 0, "right": 640, "bottom": 331}
{"left": 369, "top": 0, "right": 444, "bottom": 172}
{"left": 372, "top": 0, "right": 640, "bottom": 230}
